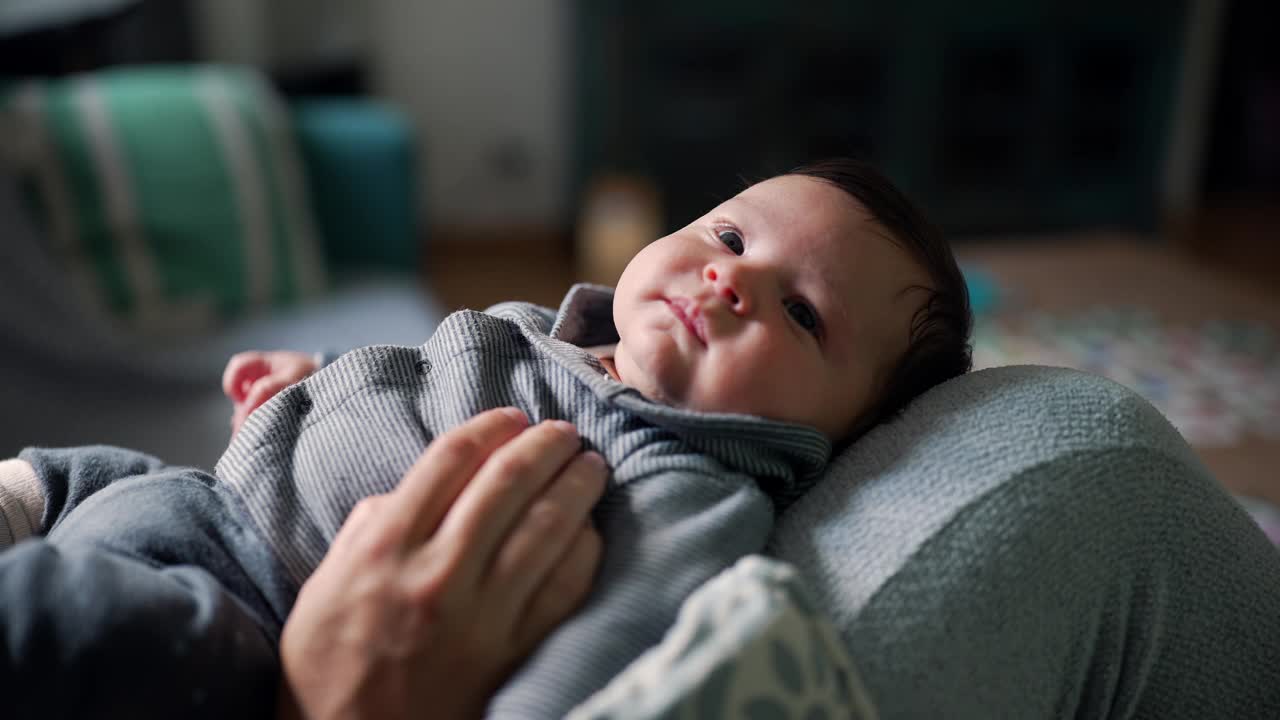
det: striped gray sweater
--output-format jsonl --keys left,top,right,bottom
{"left": 217, "top": 284, "right": 831, "bottom": 718}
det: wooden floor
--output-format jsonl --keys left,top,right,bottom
{"left": 426, "top": 233, "right": 1280, "bottom": 507}
{"left": 425, "top": 239, "right": 577, "bottom": 313}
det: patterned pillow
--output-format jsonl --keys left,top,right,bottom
{"left": 0, "top": 65, "right": 326, "bottom": 334}
{"left": 568, "top": 556, "right": 877, "bottom": 720}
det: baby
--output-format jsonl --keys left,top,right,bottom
{"left": 1, "top": 158, "right": 971, "bottom": 718}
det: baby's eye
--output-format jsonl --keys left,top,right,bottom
{"left": 785, "top": 298, "right": 822, "bottom": 338}
{"left": 717, "top": 229, "right": 744, "bottom": 255}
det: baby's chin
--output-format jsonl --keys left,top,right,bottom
{"left": 621, "top": 360, "right": 848, "bottom": 436}
{"left": 613, "top": 338, "right": 778, "bottom": 417}
{"left": 618, "top": 361, "right": 843, "bottom": 437}
{"left": 612, "top": 346, "right": 688, "bottom": 408}
{"left": 614, "top": 366, "right": 677, "bottom": 407}
{"left": 617, "top": 365, "right": 739, "bottom": 416}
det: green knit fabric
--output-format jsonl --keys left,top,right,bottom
{"left": 0, "top": 65, "right": 326, "bottom": 334}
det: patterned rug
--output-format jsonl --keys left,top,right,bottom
{"left": 972, "top": 306, "right": 1280, "bottom": 447}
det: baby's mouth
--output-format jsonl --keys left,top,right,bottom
{"left": 665, "top": 298, "right": 707, "bottom": 346}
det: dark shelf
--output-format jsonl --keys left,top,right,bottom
{"left": 574, "top": 1, "right": 1189, "bottom": 236}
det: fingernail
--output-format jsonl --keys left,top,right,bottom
{"left": 582, "top": 450, "right": 605, "bottom": 468}
{"left": 548, "top": 419, "right": 577, "bottom": 436}
{"left": 500, "top": 407, "right": 527, "bottom": 423}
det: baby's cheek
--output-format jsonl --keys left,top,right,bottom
{"left": 695, "top": 352, "right": 773, "bottom": 415}
{"left": 827, "top": 367, "right": 878, "bottom": 438}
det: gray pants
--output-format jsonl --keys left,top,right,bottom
{"left": 0, "top": 446, "right": 294, "bottom": 719}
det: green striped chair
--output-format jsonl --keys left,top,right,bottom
{"left": 0, "top": 65, "right": 441, "bottom": 468}
{"left": 1, "top": 64, "right": 418, "bottom": 335}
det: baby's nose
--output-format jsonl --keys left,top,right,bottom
{"left": 703, "top": 265, "right": 750, "bottom": 315}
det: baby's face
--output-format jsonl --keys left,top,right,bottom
{"left": 611, "top": 174, "right": 930, "bottom": 440}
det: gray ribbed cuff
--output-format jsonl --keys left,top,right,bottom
{"left": 0, "top": 459, "right": 43, "bottom": 548}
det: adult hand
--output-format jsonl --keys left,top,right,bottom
{"left": 277, "top": 408, "right": 606, "bottom": 720}
{"left": 222, "top": 350, "right": 320, "bottom": 433}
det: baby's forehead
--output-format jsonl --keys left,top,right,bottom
{"left": 729, "top": 179, "right": 891, "bottom": 251}
{"left": 734, "top": 174, "right": 874, "bottom": 217}
{"left": 724, "top": 176, "right": 930, "bottom": 302}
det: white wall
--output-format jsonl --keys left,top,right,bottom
{"left": 190, "top": 0, "right": 269, "bottom": 66}
{"left": 192, "top": 0, "right": 571, "bottom": 229}
{"left": 192, "top": 0, "right": 367, "bottom": 70}
{"left": 268, "top": 0, "right": 369, "bottom": 70}
{"left": 369, "top": 0, "right": 571, "bottom": 228}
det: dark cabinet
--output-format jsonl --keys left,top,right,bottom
{"left": 574, "top": 1, "right": 1189, "bottom": 235}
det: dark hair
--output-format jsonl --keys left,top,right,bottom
{"left": 789, "top": 158, "right": 972, "bottom": 439}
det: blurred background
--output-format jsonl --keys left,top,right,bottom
{"left": 0, "top": 0, "right": 1277, "bottom": 527}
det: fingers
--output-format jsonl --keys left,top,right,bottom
{"left": 512, "top": 524, "right": 603, "bottom": 655}
{"left": 222, "top": 353, "right": 268, "bottom": 402}
{"left": 239, "top": 376, "right": 291, "bottom": 418}
{"left": 223, "top": 351, "right": 317, "bottom": 406}
{"left": 391, "top": 408, "right": 530, "bottom": 544}
{"left": 485, "top": 449, "right": 606, "bottom": 618}
{"left": 429, "top": 420, "right": 584, "bottom": 585}
{"left": 230, "top": 373, "right": 293, "bottom": 434}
